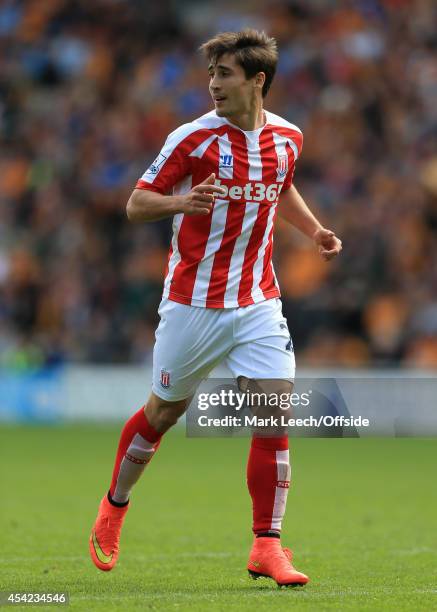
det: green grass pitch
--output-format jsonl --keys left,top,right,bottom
{"left": 1, "top": 426, "right": 436, "bottom": 611}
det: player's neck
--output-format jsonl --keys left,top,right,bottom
{"left": 226, "top": 105, "right": 265, "bottom": 132}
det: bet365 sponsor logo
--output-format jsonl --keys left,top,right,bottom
{"left": 214, "top": 178, "right": 282, "bottom": 204}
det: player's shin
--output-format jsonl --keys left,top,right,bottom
{"left": 109, "top": 407, "right": 162, "bottom": 504}
{"left": 246, "top": 435, "right": 290, "bottom": 537}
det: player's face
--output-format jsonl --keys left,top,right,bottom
{"left": 208, "top": 54, "right": 262, "bottom": 119}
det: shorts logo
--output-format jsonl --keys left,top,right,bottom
{"left": 277, "top": 480, "right": 290, "bottom": 489}
{"left": 219, "top": 154, "right": 233, "bottom": 168}
{"left": 277, "top": 154, "right": 288, "bottom": 180}
{"left": 160, "top": 369, "right": 170, "bottom": 388}
{"left": 147, "top": 153, "right": 167, "bottom": 175}
{"left": 286, "top": 337, "right": 293, "bottom": 352}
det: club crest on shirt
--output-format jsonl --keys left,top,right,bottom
{"left": 276, "top": 154, "right": 288, "bottom": 180}
{"left": 160, "top": 369, "right": 171, "bottom": 388}
{"left": 219, "top": 154, "right": 233, "bottom": 168}
{"left": 147, "top": 153, "right": 167, "bottom": 175}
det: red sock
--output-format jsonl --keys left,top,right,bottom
{"left": 247, "top": 436, "right": 290, "bottom": 535}
{"left": 109, "top": 407, "right": 162, "bottom": 500}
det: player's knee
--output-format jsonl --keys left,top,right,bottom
{"left": 237, "top": 376, "right": 293, "bottom": 403}
{"left": 237, "top": 377, "right": 294, "bottom": 429}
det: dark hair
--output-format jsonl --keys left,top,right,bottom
{"left": 199, "top": 29, "right": 278, "bottom": 98}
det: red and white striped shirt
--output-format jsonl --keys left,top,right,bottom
{"left": 136, "top": 110, "right": 303, "bottom": 308}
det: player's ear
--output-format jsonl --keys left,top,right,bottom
{"left": 254, "top": 72, "right": 265, "bottom": 92}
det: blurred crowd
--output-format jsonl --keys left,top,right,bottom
{"left": 1, "top": 0, "right": 436, "bottom": 368}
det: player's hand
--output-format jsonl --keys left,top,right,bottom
{"left": 180, "top": 173, "right": 226, "bottom": 216}
{"left": 313, "top": 228, "right": 342, "bottom": 261}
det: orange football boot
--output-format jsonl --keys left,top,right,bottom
{"left": 89, "top": 495, "right": 129, "bottom": 571}
{"left": 247, "top": 537, "right": 309, "bottom": 587}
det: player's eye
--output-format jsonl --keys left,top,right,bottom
{"left": 208, "top": 69, "right": 230, "bottom": 80}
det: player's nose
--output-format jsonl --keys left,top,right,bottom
{"left": 210, "top": 76, "right": 221, "bottom": 91}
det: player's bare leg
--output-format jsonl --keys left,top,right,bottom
{"left": 89, "top": 393, "right": 188, "bottom": 571}
{"left": 144, "top": 393, "right": 189, "bottom": 433}
{"left": 240, "top": 376, "right": 309, "bottom": 587}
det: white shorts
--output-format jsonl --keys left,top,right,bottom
{"left": 152, "top": 297, "right": 295, "bottom": 401}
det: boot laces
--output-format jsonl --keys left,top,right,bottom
{"left": 269, "top": 546, "right": 292, "bottom": 569}
{"left": 97, "top": 512, "right": 124, "bottom": 552}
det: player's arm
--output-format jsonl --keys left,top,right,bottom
{"left": 277, "top": 184, "right": 342, "bottom": 261}
{"left": 126, "top": 173, "right": 226, "bottom": 223}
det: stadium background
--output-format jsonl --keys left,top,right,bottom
{"left": 1, "top": 0, "right": 436, "bottom": 370}
{"left": 1, "top": 2, "right": 437, "bottom": 610}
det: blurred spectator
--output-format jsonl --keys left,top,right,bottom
{"left": 0, "top": 0, "right": 436, "bottom": 367}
